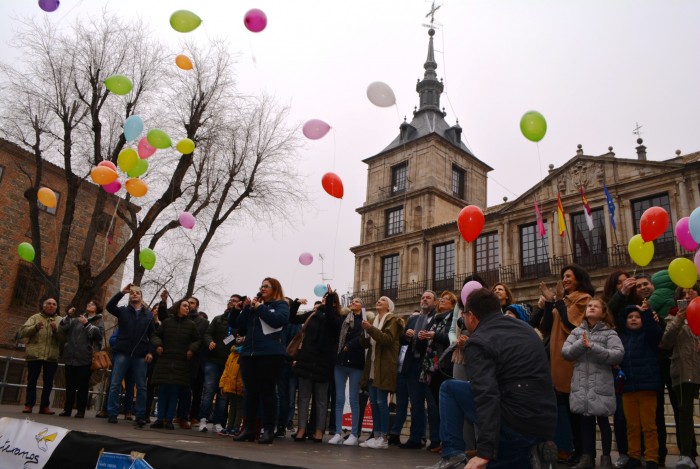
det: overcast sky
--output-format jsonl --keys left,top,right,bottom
{"left": 2, "top": 1, "right": 699, "bottom": 316}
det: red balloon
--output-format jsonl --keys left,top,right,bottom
{"left": 457, "top": 205, "right": 485, "bottom": 242}
{"left": 687, "top": 297, "right": 700, "bottom": 335}
{"left": 640, "top": 206, "right": 670, "bottom": 242}
{"left": 321, "top": 172, "right": 343, "bottom": 199}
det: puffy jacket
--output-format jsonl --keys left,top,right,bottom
{"left": 59, "top": 314, "right": 104, "bottom": 367}
{"left": 20, "top": 312, "right": 62, "bottom": 362}
{"left": 562, "top": 320, "right": 624, "bottom": 416}
{"left": 151, "top": 315, "right": 201, "bottom": 386}
{"left": 618, "top": 306, "right": 662, "bottom": 392}
{"left": 106, "top": 292, "right": 155, "bottom": 358}
{"left": 660, "top": 313, "right": 700, "bottom": 387}
{"left": 237, "top": 299, "right": 290, "bottom": 357}
{"left": 219, "top": 348, "right": 244, "bottom": 395}
{"left": 360, "top": 313, "right": 404, "bottom": 392}
{"left": 203, "top": 311, "right": 233, "bottom": 367}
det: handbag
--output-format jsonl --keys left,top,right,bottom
{"left": 91, "top": 324, "right": 111, "bottom": 371}
{"left": 286, "top": 311, "right": 316, "bottom": 357}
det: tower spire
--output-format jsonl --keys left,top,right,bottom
{"left": 414, "top": 27, "right": 445, "bottom": 117}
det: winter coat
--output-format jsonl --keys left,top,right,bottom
{"left": 189, "top": 312, "right": 210, "bottom": 365}
{"left": 151, "top": 315, "right": 201, "bottom": 386}
{"left": 360, "top": 313, "right": 404, "bottom": 392}
{"left": 59, "top": 314, "right": 104, "bottom": 367}
{"left": 334, "top": 308, "right": 366, "bottom": 370}
{"left": 291, "top": 299, "right": 341, "bottom": 382}
{"left": 203, "top": 310, "right": 233, "bottom": 367}
{"left": 219, "top": 347, "right": 245, "bottom": 395}
{"left": 618, "top": 306, "right": 661, "bottom": 393}
{"left": 20, "top": 312, "right": 62, "bottom": 362}
{"left": 660, "top": 313, "right": 700, "bottom": 387}
{"left": 400, "top": 311, "right": 436, "bottom": 373}
{"left": 237, "top": 299, "right": 290, "bottom": 357}
{"left": 106, "top": 292, "right": 155, "bottom": 358}
{"left": 561, "top": 320, "right": 624, "bottom": 416}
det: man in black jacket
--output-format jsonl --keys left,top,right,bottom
{"left": 428, "top": 288, "right": 557, "bottom": 469}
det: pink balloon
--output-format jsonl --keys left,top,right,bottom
{"left": 695, "top": 250, "right": 700, "bottom": 276}
{"left": 299, "top": 252, "right": 313, "bottom": 266}
{"left": 179, "top": 212, "right": 196, "bottom": 229}
{"left": 137, "top": 137, "right": 156, "bottom": 159}
{"left": 676, "top": 217, "right": 699, "bottom": 251}
{"left": 461, "top": 281, "right": 482, "bottom": 306}
{"left": 244, "top": 8, "right": 267, "bottom": 33}
{"left": 302, "top": 119, "right": 331, "bottom": 140}
{"left": 102, "top": 180, "right": 122, "bottom": 194}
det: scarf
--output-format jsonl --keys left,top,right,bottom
{"left": 337, "top": 311, "right": 356, "bottom": 355}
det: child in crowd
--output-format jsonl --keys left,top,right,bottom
{"left": 218, "top": 343, "right": 245, "bottom": 436}
{"left": 562, "top": 298, "right": 624, "bottom": 469}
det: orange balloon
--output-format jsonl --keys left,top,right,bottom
{"left": 457, "top": 205, "right": 485, "bottom": 243}
{"left": 175, "top": 54, "right": 193, "bottom": 70}
{"left": 98, "top": 160, "right": 117, "bottom": 172}
{"left": 37, "top": 187, "right": 57, "bottom": 208}
{"left": 125, "top": 178, "right": 148, "bottom": 197}
{"left": 321, "top": 172, "right": 343, "bottom": 199}
{"left": 91, "top": 166, "right": 119, "bottom": 185}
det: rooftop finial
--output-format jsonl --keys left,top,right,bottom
{"left": 633, "top": 122, "right": 643, "bottom": 137}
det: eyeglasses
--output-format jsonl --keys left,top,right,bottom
{"left": 260, "top": 285, "right": 272, "bottom": 289}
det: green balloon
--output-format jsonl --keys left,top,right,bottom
{"left": 18, "top": 242, "right": 35, "bottom": 262}
{"left": 147, "top": 129, "right": 172, "bottom": 149}
{"left": 104, "top": 75, "right": 133, "bottom": 95}
{"left": 170, "top": 10, "right": 202, "bottom": 33}
{"left": 520, "top": 110, "right": 547, "bottom": 142}
{"left": 139, "top": 248, "right": 156, "bottom": 270}
{"left": 127, "top": 158, "right": 149, "bottom": 178}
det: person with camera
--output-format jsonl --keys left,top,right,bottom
{"left": 105, "top": 283, "right": 155, "bottom": 427}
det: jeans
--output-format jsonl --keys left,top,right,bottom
{"left": 198, "top": 362, "right": 227, "bottom": 424}
{"left": 369, "top": 380, "right": 390, "bottom": 436}
{"left": 334, "top": 365, "right": 363, "bottom": 436}
{"left": 390, "top": 372, "right": 409, "bottom": 435}
{"left": 406, "top": 360, "right": 440, "bottom": 443}
{"left": 25, "top": 360, "right": 58, "bottom": 408}
{"left": 64, "top": 364, "right": 91, "bottom": 414}
{"left": 440, "top": 379, "right": 539, "bottom": 467}
{"left": 157, "top": 383, "right": 180, "bottom": 421}
{"left": 108, "top": 353, "right": 147, "bottom": 419}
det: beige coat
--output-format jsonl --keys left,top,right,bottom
{"left": 360, "top": 313, "right": 404, "bottom": 392}
{"left": 550, "top": 291, "right": 590, "bottom": 394}
{"left": 20, "top": 312, "right": 62, "bottom": 362}
{"left": 660, "top": 314, "right": 700, "bottom": 387}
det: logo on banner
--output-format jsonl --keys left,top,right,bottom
{"left": 34, "top": 428, "right": 58, "bottom": 452}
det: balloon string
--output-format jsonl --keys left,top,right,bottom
{"left": 247, "top": 32, "right": 257, "bottom": 66}
{"left": 100, "top": 198, "right": 121, "bottom": 269}
{"left": 332, "top": 127, "right": 337, "bottom": 172}
{"left": 394, "top": 103, "right": 401, "bottom": 124}
{"left": 331, "top": 198, "right": 343, "bottom": 283}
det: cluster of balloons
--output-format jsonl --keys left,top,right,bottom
{"left": 520, "top": 111, "right": 547, "bottom": 143}
{"left": 457, "top": 205, "right": 485, "bottom": 243}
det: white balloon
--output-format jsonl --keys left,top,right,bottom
{"left": 366, "top": 81, "right": 396, "bottom": 108}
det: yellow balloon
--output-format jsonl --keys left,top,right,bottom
{"left": 627, "top": 234, "right": 654, "bottom": 267}
{"left": 125, "top": 178, "right": 148, "bottom": 197}
{"left": 176, "top": 138, "right": 195, "bottom": 154}
{"left": 118, "top": 148, "right": 139, "bottom": 173}
{"left": 37, "top": 187, "right": 57, "bottom": 208}
{"left": 668, "top": 257, "right": 698, "bottom": 288}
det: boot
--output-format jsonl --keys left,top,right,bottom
{"left": 232, "top": 427, "right": 256, "bottom": 442}
{"left": 258, "top": 428, "right": 274, "bottom": 444}
{"left": 572, "top": 454, "right": 594, "bottom": 469}
{"left": 599, "top": 455, "right": 613, "bottom": 469}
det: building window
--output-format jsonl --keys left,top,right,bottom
{"left": 381, "top": 254, "right": 399, "bottom": 298}
{"left": 520, "top": 223, "right": 550, "bottom": 279}
{"left": 385, "top": 206, "right": 404, "bottom": 237}
{"left": 571, "top": 209, "right": 608, "bottom": 269}
{"left": 632, "top": 193, "right": 674, "bottom": 258}
{"left": 37, "top": 188, "right": 60, "bottom": 215}
{"left": 11, "top": 262, "right": 44, "bottom": 307}
{"left": 391, "top": 162, "right": 407, "bottom": 194}
{"left": 475, "top": 232, "right": 499, "bottom": 286}
{"left": 96, "top": 212, "right": 116, "bottom": 238}
{"left": 451, "top": 165, "right": 465, "bottom": 199}
{"left": 433, "top": 242, "right": 455, "bottom": 292}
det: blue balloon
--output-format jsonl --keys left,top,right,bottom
{"left": 313, "top": 283, "right": 327, "bottom": 297}
{"left": 123, "top": 115, "right": 144, "bottom": 142}
{"left": 689, "top": 207, "right": 700, "bottom": 244}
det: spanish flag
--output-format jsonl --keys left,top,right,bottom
{"left": 557, "top": 193, "right": 566, "bottom": 237}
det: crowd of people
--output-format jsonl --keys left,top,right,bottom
{"left": 17, "top": 266, "right": 700, "bottom": 469}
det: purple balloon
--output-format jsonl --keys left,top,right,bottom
{"left": 461, "top": 281, "right": 482, "bottom": 306}
{"left": 244, "top": 8, "right": 267, "bottom": 33}
{"left": 38, "top": 0, "right": 59, "bottom": 12}
{"left": 102, "top": 180, "right": 122, "bottom": 194}
{"left": 302, "top": 119, "right": 331, "bottom": 140}
{"left": 299, "top": 252, "right": 313, "bottom": 266}
{"left": 179, "top": 211, "right": 196, "bottom": 229}
{"left": 695, "top": 250, "right": 700, "bottom": 276}
{"left": 676, "top": 217, "right": 699, "bottom": 251}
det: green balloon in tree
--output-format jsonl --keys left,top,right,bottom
{"left": 17, "top": 242, "right": 35, "bottom": 262}
{"left": 147, "top": 129, "right": 172, "bottom": 149}
{"left": 520, "top": 110, "right": 547, "bottom": 142}
{"left": 127, "top": 158, "right": 148, "bottom": 178}
{"left": 104, "top": 75, "right": 133, "bottom": 95}
{"left": 139, "top": 248, "right": 156, "bottom": 270}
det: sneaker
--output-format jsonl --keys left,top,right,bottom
{"left": 360, "top": 437, "right": 376, "bottom": 448}
{"left": 677, "top": 456, "right": 696, "bottom": 469}
{"left": 108, "top": 416, "right": 118, "bottom": 424}
{"left": 328, "top": 433, "right": 344, "bottom": 445}
{"left": 343, "top": 434, "right": 359, "bottom": 446}
{"left": 369, "top": 436, "right": 388, "bottom": 449}
{"left": 213, "top": 424, "right": 224, "bottom": 433}
{"left": 427, "top": 454, "right": 468, "bottom": 469}
{"left": 199, "top": 418, "right": 208, "bottom": 432}
{"left": 614, "top": 455, "right": 629, "bottom": 468}
{"left": 217, "top": 427, "right": 230, "bottom": 436}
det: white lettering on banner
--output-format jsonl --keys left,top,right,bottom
{"left": 0, "top": 418, "right": 69, "bottom": 469}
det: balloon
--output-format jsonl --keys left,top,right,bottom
{"left": 90, "top": 166, "right": 118, "bottom": 185}
{"left": 298, "top": 252, "right": 313, "bottom": 266}
{"left": 102, "top": 180, "right": 122, "bottom": 194}
{"left": 137, "top": 137, "right": 156, "bottom": 159}
{"left": 244, "top": 8, "right": 267, "bottom": 33}
{"left": 98, "top": 160, "right": 117, "bottom": 172}
{"left": 461, "top": 281, "right": 482, "bottom": 306}
{"left": 37, "top": 187, "right": 57, "bottom": 208}
{"left": 366, "top": 81, "right": 396, "bottom": 108}
{"left": 676, "top": 217, "right": 698, "bottom": 251}
{"left": 147, "top": 129, "right": 172, "bottom": 149}
{"left": 176, "top": 138, "right": 195, "bottom": 154}
{"left": 139, "top": 248, "right": 156, "bottom": 270}
{"left": 321, "top": 172, "right": 344, "bottom": 199}
{"left": 117, "top": 148, "right": 139, "bottom": 173}
{"left": 123, "top": 115, "right": 144, "bottom": 142}
{"left": 519, "top": 111, "right": 547, "bottom": 142}
{"left": 125, "top": 178, "right": 148, "bottom": 197}
{"left": 170, "top": 10, "right": 202, "bottom": 33}
{"left": 689, "top": 207, "right": 700, "bottom": 244}
{"left": 302, "top": 119, "right": 331, "bottom": 140}
{"left": 127, "top": 158, "right": 148, "bottom": 178}
{"left": 179, "top": 212, "right": 196, "bottom": 229}
{"left": 694, "top": 250, "right": 700, "bottom": 276}
{"left": 38, "top": 0, "right": 59, "bottom": 12}
{"left": 314, "top": 283, "right": 328, "bottom": 297}
{"left": 687, "top": 297, "right": 700, "bottom": 335}
{"left": 175, "top": 54, "right": 193, "bottom": 70}
{"left": 104, "top": 75, "right": 132, "bottom": 95}
{"left": 457, "top": 205, "right": 485, "bottom": 243}
{"left": 18, "top": 242, "right": 36, "bottom": 262}
{"left": 669, "top": 257, "right": 698, "bottom": 289}
{"left": 640, "top": 206, "right": 670, "bottom": 242}
{"left": 627, "top": 234, "right": 654, "bottom": 267}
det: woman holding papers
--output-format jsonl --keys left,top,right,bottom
{"left": 234, "top": 277, "right": 290, "bottom": 444}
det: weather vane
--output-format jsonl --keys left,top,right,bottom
{"left": 423, "top": 1, "right": 442, "bottom": 29}
{"left": 633, "top": 122, "right": 643, "bottom": 137}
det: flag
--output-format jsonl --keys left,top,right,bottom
{"left": 580, "top": 186, "right": 594, "bottom": 231}
{"left": 557, "top": 193, "right": 566, "bottom": 237}
{"left": 603, "top": 184, "right": 617, "bottom": 230}
{"left": 534, "top": 198, "right": 547, "bottom": 238}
